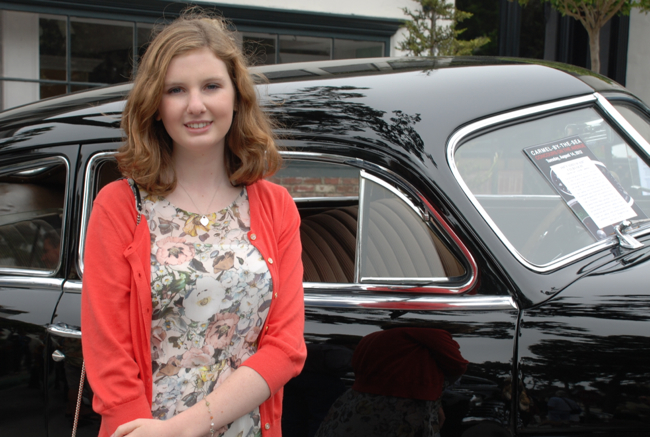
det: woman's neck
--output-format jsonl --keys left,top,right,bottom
{"left": 167, "top": 147, "right": 240, "bottom": 214}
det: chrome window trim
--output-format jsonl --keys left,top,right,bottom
{"left": 304, "top": 291, "right": 518, "bottom": 312}
{"left": 355, "top": 176, "right": 366, "bottom": 283}
{"left": 361, "top": 171, "right": 423, "bottom": 219}
{"left": 78, "top": 151, "right": 116, "bottom": 275}
{"left": 596, "top": 92, "right": 650, "bottom": 157}
{"left": 446, "top": 93, "right": 650, "bottom": 273}
{"left": 0, "top": 276, "right": 64, "bottom": 290}
{"left": 294, "top": 196, "right": 359, "bottom": 203}
{"left": 0, "top": 156, "right": 70, "bottom": 277}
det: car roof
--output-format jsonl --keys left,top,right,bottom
{"left": 0, "top": 56, "right": 630, "bottom": 154}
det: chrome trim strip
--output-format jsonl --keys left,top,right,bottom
{"left": 47, "top": 323, "right": 82, "bottom": 339}
{"left": 446, "top": 94, "right": 623, "bottom": 273}
{"left": 355, "top": 177, "right": 366, "bottom": 283}
{"left": 475, "top": 194, "right": 561, "bottom": 200}
{"left": 78, "top": 151, "right": 116, "bottom": 274}
{"left": 64, "top": 280, "right": 83, "bottom": 293}
{"left": 294, "top": 196, "right": 358, "bottom": 203}
{"left": 360, "top": 276, "right": 454, "bottom": 285}
{"left": 304, "top": 293, "right": 517, "bottom": 311}
{"left": 279, "top": 151, "right": 362, "bottom": 166}
{"left": 0, "top": 156, "right": 69, "bottom": 278}
{"left": 0, "top": 276, "right": 64, "bottom": 290}
{"left": 0, "top": 267, "right": 58, "bottom": 277}
{"left": 596, "top": 93, "right": 650, "bottom": 156}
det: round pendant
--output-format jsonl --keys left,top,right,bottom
{"left": 200, "top": 215, "right": 209, "bottom": 226}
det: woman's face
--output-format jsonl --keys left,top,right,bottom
{"left": 158, "top": 47, "right": 236, "bottom": 156}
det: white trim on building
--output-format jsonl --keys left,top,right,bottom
{"left": 626, "top": 10, "right": 650, "bottom": 106}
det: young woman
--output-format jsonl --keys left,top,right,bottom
{"left": 81, "top": 12, "right": 306, "bottom": 437}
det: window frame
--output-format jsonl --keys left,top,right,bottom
{"left": 448, "top": 92, "right": 650, "bottom": 273}
{"left": 0, "top": 155, "right": 69, "bottom": 277}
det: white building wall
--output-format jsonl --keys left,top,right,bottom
{"left": 194, "top": 0, "right": 418, "bottom": 56}
{"left": 1, "top": 11, "right": 39, "bottom": 109}
{"left": 626, "top": 10, "right": 650, "bottom": 105}
{"left": 195, "top": 0, "right": 418, "bottom": 19}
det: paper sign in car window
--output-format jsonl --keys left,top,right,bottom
{"left": 551, "top": 157, "right": 635, "bottom": 228}
{"left": 523, "top": 136, "right": 646, "bottom": 240}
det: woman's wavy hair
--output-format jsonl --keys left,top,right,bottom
{"left": 117, "top": 10, "right": 281, "bottom": 195}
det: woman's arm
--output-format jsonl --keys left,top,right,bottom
{"left": 112, "top": 366, "right": 270, "bottom": 437}
{"left": 82, "top": 182, "right": 154, "bottom": 435}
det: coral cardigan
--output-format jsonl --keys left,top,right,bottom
{"left": 81, "top": 178, "right": 307, "bottom": 437}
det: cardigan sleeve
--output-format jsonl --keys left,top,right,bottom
{"left": 242, "top": 186, "right": 307, "bottom": 394}
{"left": 81, "top": 181, "right": 153, "bottom": 435}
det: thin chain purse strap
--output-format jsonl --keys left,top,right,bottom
{"left": 71, "top": 361, "right": 86, "bottom": 437}
{"left": 127, "top": 178, "right": 143, "bottom": 226}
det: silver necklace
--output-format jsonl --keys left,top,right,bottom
{"left": 176, "top": 181, "right": 218, "bottom": 226}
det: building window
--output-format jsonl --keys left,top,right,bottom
{"left": 1, "top": 10, "right": 386, "bottom": 110}
{"left": 1, "top": 10, "right": 154, "bottom": 110}
{"left": 241, "top": 32, "right": 385, "bottom": 65}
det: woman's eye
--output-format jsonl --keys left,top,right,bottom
{"left": 206, "top": 84, "right": 220, "bottom": 91}
{"left": 167, "top": 87, "right": 182, "bottom": 94}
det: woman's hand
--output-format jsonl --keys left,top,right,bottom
{"left": 111, "top": 418, "right": 177, "bottom": 437}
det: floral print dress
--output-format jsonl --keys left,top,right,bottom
{"left": 142, "top": 188, "right": 272, "bottom": 437}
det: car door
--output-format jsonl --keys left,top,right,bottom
{"left": 50, "top": 144, "right": 520, "bottom": 437}
{"left": 271, "top": 153, "right": 520, "bottom": 437}
{"left": 0, "top": 145, "right": 78, "bottom": 437}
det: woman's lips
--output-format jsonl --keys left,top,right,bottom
{"left": 185, "top": 121, "right": 212, "bottom": 129}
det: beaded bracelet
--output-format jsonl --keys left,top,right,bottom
{"left": 205, "top": 399, "right": 216, "bottom": 437}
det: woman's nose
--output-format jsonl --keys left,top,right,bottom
{"left": 187, "top": 90, "right": 206, "bottom": 114}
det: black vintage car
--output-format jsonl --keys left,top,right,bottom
{"left": 2, "top": 57, "right": 650, "bottom": 437}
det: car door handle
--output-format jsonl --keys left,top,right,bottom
{"left": 47, "top": 323, "right": 82, "bottom": 339}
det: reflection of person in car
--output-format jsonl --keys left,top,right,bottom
{"left": 547, "top": 390, "right": 581, "bottom": 424}
{"left": 315, "top": 328, "right": 468, "bottom": 437}
{"left": 40, "top": 230, "right": 60, "bottom": 269}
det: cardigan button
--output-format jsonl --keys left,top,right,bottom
{"left": 274, "top": 293, "right": 278, "bottom": 299}
{"left": 267, "top": 258, "right": 273, "bottom": 264}
{"left": 250, "top": 233, "right": 257, "bottom": 240}
{"left": 265, "top": 326, "right": 269, "bottom": 331}
{"left": 264, "top": 423, "right": 270, "bottom": 430}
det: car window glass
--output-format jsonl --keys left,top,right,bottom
{"left": 612, "top": 103, "right": 650, "bottom": 145}
{"left": 268, "top": 159, "right": 359, "bottom": 199}
{"left": 270, "top": 161, "right": 359, "bottom": 283}
{"left": 454, "top": 107, "right": 650, "bottom": 266}
{"left": 359, "top": 177, "right": 465, "bottom": 282}
{"left": 0, "top": 159, "right": 67, "bottom": 273}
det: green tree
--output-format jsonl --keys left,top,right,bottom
{"left": 513, "top": 0, "right": 650, "bottom": 73}
{"left": 398, "top": 0, "right": 490, "bottom": 56}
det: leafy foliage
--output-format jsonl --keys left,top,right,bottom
{"left": 398, "top": 0, "right": 490, "bottom": 56}
{"left": 513, "top": 0, "right": 650, "bottom": 72}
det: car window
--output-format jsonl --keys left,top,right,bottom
{"left": 0, "top": 158, "right": 67, "bottom": 273}
{"left": 272, "top": 160, "right": 466, "bottom": 285}
{"left": 454, "top": 107, "right": 650, "bottom": 267}
{"left": 359, "top": 177, "right": 465, "bottom": 282}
